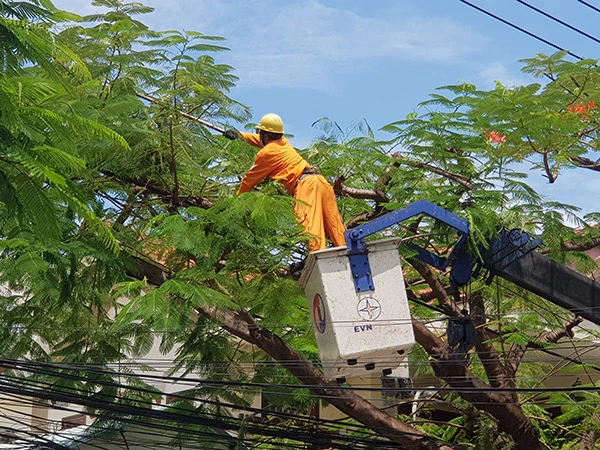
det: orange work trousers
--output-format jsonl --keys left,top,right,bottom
{"left": 293, "top": 174, "right": 346, "bottom": 252}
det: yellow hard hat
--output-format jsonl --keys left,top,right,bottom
{"left": 256, "top": 113, "right": 284, "bottom": 133}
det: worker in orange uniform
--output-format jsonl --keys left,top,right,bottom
{"left": 224, "top": 113, "right": 346, "bottom": 252}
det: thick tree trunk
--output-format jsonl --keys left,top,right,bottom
{"left": 579, "top": 431, "right": 599, "bottom": 450}
{"left": 412, "top": 320, "right": 541, "bottom": 450}
{"left": 130, "top": 255, "right": 545, "bottom": 449}
{"left": 408, "top": 261, "right": 542, "bottom": 449}
{"left": 196, "top": 305, "right": 459, "bottom": 450}
{"left": 578, "top": 409, "right": 600, "bottom": 450}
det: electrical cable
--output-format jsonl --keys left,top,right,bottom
{"left": 0, "top": 377, "right": 396, "bottom": 450}
{"left": 2, "top": 357, "right": 599, "bottom": 398}
{"left": 0, "top": 375, "right": 420, "bottom": 448}
{"left": 28, "top": 382, "right": 379, "bottom": 446}
{"left": 7, "top": 298, "right": 600, "bottom": 333}
{"left": 2, "top": 367, "right": 598, "bottom": 426}
{"left": 8, "top": 312, "right": 594, "bottom": 377}
{"left": 0, "top": 408, "right": 118, "bottom": 450}
{"left": 577, "top": 0, "right": 600, "bottom": 15}
{"left": 18, "top": 344, "right": 592, "bottom": 446}
{"left": 458, "top": 0, "right": 584, "bottom": 60}
{"left": 516, "top": 0, "right": 600, "bottom": 46}
{"left": 0, "top": 396, "right": 269, "bottom": 450}
{"left": 3, "top": 266, "right": 600, "bottom": 441}
{"left": 498, "top": 292, "right": 600, "bottom": 385}
{"left": 0, "top": 425, "right": 73, "bottom": 450}
{"left": 7, "top": 356, "right": 593, "bottom": 380}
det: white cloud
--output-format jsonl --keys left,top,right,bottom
{"left": 51, "top": 0, "right": 487, "bottom": 92}
{"left": 478, "top": 62, "right": 530, "bottom": 89}
{"left": 215, "top": 1, "right": 487, "bottom": 90}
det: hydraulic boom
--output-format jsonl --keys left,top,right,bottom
{"left": 345, "top": 200, "right": 600, "bottom": 326}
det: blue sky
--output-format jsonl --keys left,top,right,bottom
{"left": 52, "top": 0, "right": 600, "bottom": 215}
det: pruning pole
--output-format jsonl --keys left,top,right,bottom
{"left": 136, "top": 92, "right": 226, "bottom": 134}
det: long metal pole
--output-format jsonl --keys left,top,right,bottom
{"left": 135, "top": 93, "right": 226, "bottom": 134}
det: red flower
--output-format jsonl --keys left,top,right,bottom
{"left": 485, "top": 130, "right": 506, "bottom": 144}
{"left": 567, "top": 100, "right": 597, "bottom": 115}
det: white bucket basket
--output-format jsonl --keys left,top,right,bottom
{"left": 299, "top": 238, "right": 415, "bottom": 379}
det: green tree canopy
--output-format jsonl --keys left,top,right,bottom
{"left": 1, "top": 1, "right": 600, "bottom": 449}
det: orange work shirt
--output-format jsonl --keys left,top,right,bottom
{"left": 236, "top": 133, "right": 309, "bottom": 195}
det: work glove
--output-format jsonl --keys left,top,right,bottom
{"left": 223, "top": 128, "right": 241, "bottom": 140}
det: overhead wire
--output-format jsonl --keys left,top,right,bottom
{"left": 409, "top": 281, "right": 600, "bottom": 380}
{"left": 0, "top": 380, "right": 394, "bottom": 448}
{"left": 0, "top": 395, "right": 266, "bottom": 450}
{"left": 0, "top": 402, "right": 122, "bottom": 450}
{"left": 458, "top": 0, "right": 584, "bottom": 60}
{"left": 8, "top": 302, "right": 600, "bottom": 332}
{"left": 4, "top": 3, "right": 600, "bottom": 448}
{"left": 0, "top": 388, "right": 593, "bottom": 450}
{"left": 4, "top": 217, "right": 600, "bottom": 434}
{"left": 0, "top": 425, "right": 74, "bottom": 450}
{"left": 7, "top": 352, "right": 596, "bottom": 450}
{"left": 18, "top": 347, "right": 600, "bottom": 369}
{"left": 516, "top": 0, "right": 600, "bottom": 46}
{"left": 1, "top": 314, "right": 598, "bottom": 447}
{"left": 1, "top": 369, "right": 598, "bottom": 429}
{"left": 577, "top": 0, "right": 600, "bottom": 15}
{"left": 5, "top": 282, "right": 600, "bottom": 380}
{"left": 2, "top": 357, "right": 599, "bottom": 400}
{"left": 4, "top": 290, "right": 599, "bottom": 382}
{"left": 0, "top": 364, "right": 422, "bottom": 448}
{"left": 488, "top": 281, "right": 600, "bottom": 371}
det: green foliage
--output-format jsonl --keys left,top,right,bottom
{"left": 473, "top": 416, "right": 515, "bottom": 450}
{"left": 522, "top": 391, "right": 600, "bottom": 449}
{"left": 2, "top": 2, "right": 600, "bottom": 448}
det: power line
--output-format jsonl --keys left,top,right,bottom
{"left": 577, "top": 0, "right": 600, "bottom": 15}
{"left": 458, "top": 0, "right": 584, "bottom": 60}
{"left": 411, "top": 284, "right": 600, "bottom": 376}
{"left": 0, "top": 365, "right": 422, "bottom": 449}
{"left": 516, "top": 0, "right": 600, "bottom": 46}
{"left": 2, "top": 355, "right": 599, "bottom": 450}
{"left": 2, "top": 358, "right": 599, "bottom": 397}
{"left": 0, "top": 375, "right": 399, "bottom": 450}
{"left": 0, "top": 356, "right": 585, "bottom": 405}
{"left": 0, "top": 391, "right": 273, "bottom": 450}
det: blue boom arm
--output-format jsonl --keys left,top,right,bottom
{"left": 344, "top": 200, "right": 600, "bottom": 326}
{"left": 344, "top": 200, "right": 470, "bottom": 292}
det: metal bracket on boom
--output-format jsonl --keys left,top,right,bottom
{"left": 345, "top": 200, "right": 470, "bottom": 293}
{"left": 482, "top": 228, "right": 542, "bottom": 282}
{"left": 341, "top": 199, "right": 600, "bottom": 327}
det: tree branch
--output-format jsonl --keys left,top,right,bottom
{"left": 570, "top": 156, "right": 600, "bottom": 172}
{"left": 469, "top": 293, "right": 514, "bottom": 390}
{"left": 334, "top": 183, "right": 390, "bottom": 203}
{"left": 196, "top": 304, "right": 458, "bottom": 449}
{"left": 538, "top": 238, "right": 600, "bottom": 254}
{"left": 408, "top": 258, "right": 461, "bottom": 317}
{"left": 100, "top": 170, "right": 214, "bottom": 209}
{"left": 506, "top": 316, "right": 584, "bottom": 376}
{"left": 128, "top": 256, "right": 457, "bottom": 449}
{"left": 412, "top": 319, "right": 541, "bottom": 449}
{"left": 169, "top": 115, "right": 180, "bottom": 207}
{"left": 561, "top": 237, "right": 600, "bottom": 252}
{"left": 333, "top": 177, "right": 389, "bottom": 203}
{"left": 393, "top": 154, "right": 476, "bottom": 191}
{"left": 542, "top": 151, "right": 558, "bottom": 183}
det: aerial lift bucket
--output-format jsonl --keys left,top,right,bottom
{"left": 299, "top": 238, "right": 414, "bottom": 379}
{"left": 299, "top": 200, "right": 470, "bottom": 379}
